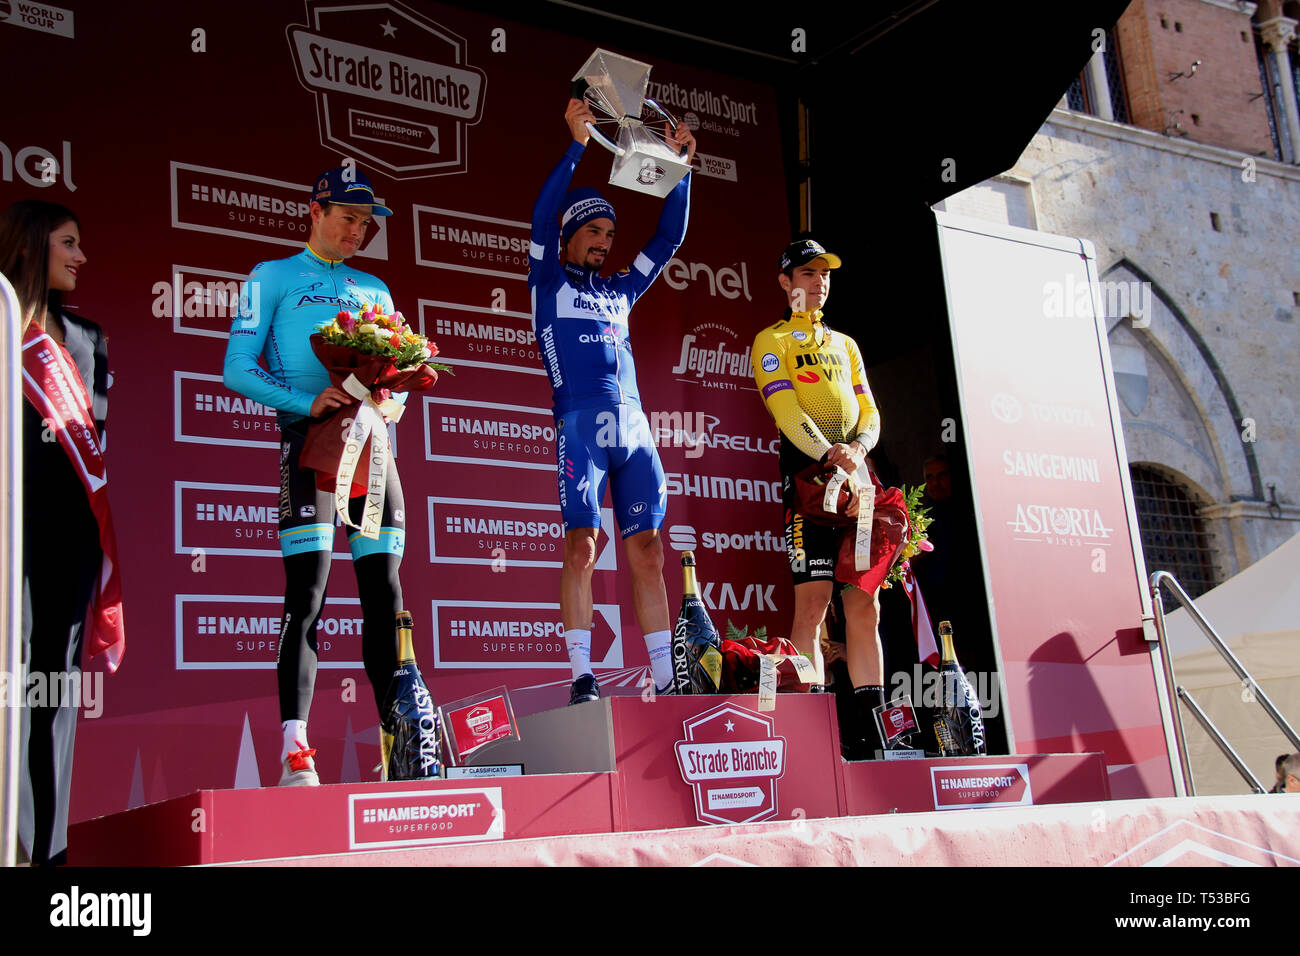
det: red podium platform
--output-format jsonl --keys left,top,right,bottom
{"left": 69, "top": 695, "right": 1109, "bottom": 865}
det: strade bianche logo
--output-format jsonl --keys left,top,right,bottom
{"left": 286, "top": 0, "right": 486, "bottom": 178}
{"left": 676, "top": 702, "right": 787, "bottom": 825}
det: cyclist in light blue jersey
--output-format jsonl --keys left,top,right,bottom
{"left": 224, "top": 167, "right": 405, "bottom": 787}
{"left": 529, "top": 98, "right": 696, "bottom": 706}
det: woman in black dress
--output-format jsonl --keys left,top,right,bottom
{"left": 1, "top": 199, "right": 116, "bottom": 865}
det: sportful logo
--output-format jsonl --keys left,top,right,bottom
{"left": 286, "top": 1, "right": 487, "bottom": 178}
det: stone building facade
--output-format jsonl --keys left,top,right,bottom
{"left": 939, "top": 0, "right": 1300, "bottom": 591}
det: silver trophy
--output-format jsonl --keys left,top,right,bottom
{"left": 571, "top": 48, "right": 691, "bottom": 198}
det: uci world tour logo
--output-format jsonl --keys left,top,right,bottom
{"left": 286, "top": 1, "right": 487, "bottom": 179}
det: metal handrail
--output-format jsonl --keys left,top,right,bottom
{"left": 1149, "top": 569, "right": 1300, "bottom": 796}
{"left": 1175, "top": 687, "right": 1265, "bottom": 793}
{"left": 1, "top": 273, "right": 22, "bottom": 866}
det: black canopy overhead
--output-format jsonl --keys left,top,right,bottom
{"left": 486, "top": 0, "right": 1132, "bottom": 353}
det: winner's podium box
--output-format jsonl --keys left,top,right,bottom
{"left": 69, "top": 695, "right": 1108, "bottom": 865}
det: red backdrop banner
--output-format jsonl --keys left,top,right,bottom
{"left": 3, "top": 0, "right": 797, "bottom": 821}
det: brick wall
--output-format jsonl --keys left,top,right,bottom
{"left": 1122, "top": 0, "right": 1275, "bottom": 155}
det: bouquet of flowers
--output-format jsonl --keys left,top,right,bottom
{"left": 299, "top": 305, "right": 453, "bottom": 537}
{"left": 718, "top": 621, "right": 804, "bottom": 693}
{"left": 882, "top": 485, "right": 933, "bottom": 588}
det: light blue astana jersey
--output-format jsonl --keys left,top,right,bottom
{"left": 223, "top": 245, "right": 396, "bottom": 424}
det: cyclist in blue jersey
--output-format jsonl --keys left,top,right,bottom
{"left": 224, "top": 167, "right": 406, "bottom": 786}
{"left": 530, "top": 98, "right": 696, "bottom": 705}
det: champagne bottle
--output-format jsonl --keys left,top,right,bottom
{"left": 932, "top": 621, "right": 986, "bottom": 756}
{"left": 381, "top": 610, "right": 442, "bottom": 780}
{"left": 672, "top": 552, "right": 723, "bottom": 694}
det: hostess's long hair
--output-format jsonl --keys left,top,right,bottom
{"left": 0, "top": 199, "right": 80, "bottom": 333}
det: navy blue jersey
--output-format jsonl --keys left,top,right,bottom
{"left": 528, "top": 140, "right": 689, "bottom": 416}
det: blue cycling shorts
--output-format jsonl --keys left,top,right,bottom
{"left": 555, "top": 405, "right": 667, "bottom": 538}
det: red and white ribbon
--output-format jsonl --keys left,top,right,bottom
{"left": 20, "top": 324, "right": 125, "bottom": 670}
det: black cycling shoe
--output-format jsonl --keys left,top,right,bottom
{"left": 569, "top": 673, "right": 600, "bottom": 705}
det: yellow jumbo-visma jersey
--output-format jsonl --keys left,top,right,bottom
{"left": 751, "top": 310, "right": 880, "bottom": 460}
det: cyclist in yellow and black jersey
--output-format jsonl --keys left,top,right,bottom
{"left": 752, "top": 239, "right": 888, "bottom": 755}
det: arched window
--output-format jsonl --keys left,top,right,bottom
{"left": 1129, "top": 465, "right": 1219, "bottom": 598}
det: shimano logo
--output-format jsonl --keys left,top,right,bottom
{"left": 665, "top": 472, "right": 779, "bottom": 502}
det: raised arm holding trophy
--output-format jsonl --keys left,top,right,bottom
{"left": 528, "top": 49, "right": 697, "bottom": 707}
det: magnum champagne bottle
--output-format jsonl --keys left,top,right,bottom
{"left": 381, "top": 610, "right": 442, "bottom": 780}
{"left": 672, "top": 552, "right": 723, "bottom": 694}
{"left": 932, "top": 620, "right": 986, "bottom": 756}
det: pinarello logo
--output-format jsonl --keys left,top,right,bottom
{"left": 348, "top": 789, "right": 504, "bottom": 849}
{"left": 286, "top": 1, "right": 486, "bottom": 179}
{"left": 675, "top": 702, "right": 787, "bottom": 825}
{"left": 930, "top": 764, "right": 1032, "bottom": 810}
